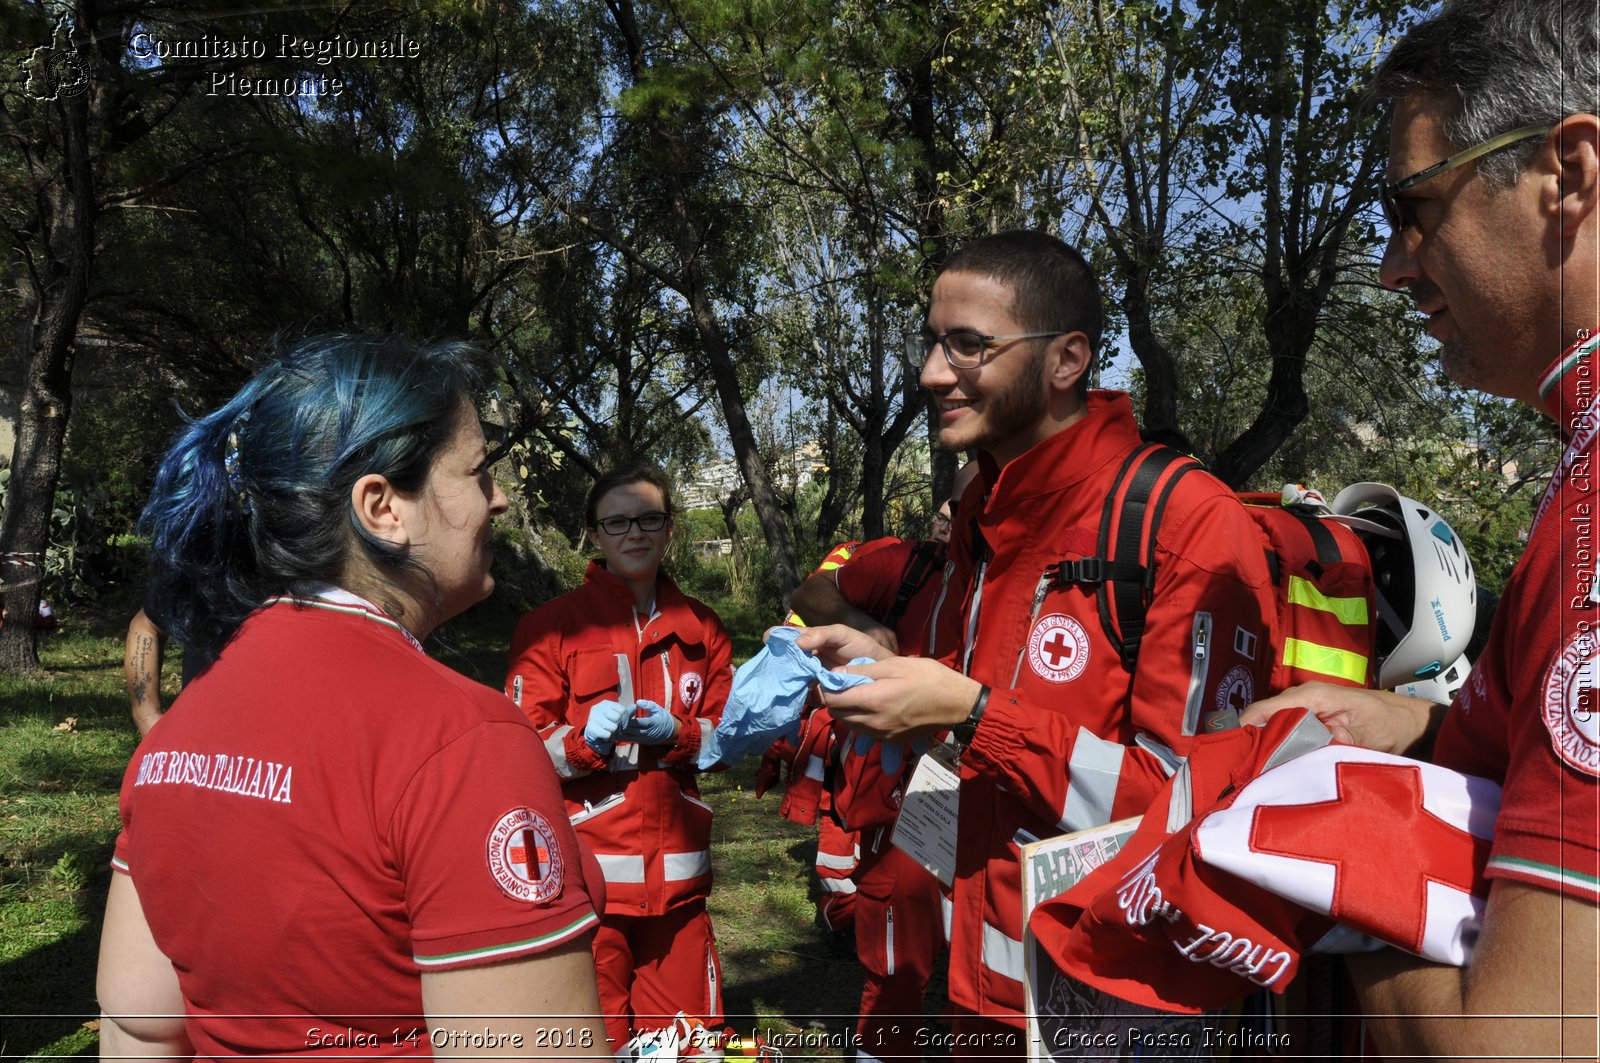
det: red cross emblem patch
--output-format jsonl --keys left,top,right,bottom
{"left": 679, "top": 670, "right": 704, "bottom": 710}
{"left": 487, "top": 807, "right": 564, "bottom": 903}
{"left": 1027, "top": 614, "right": 1090, "bottom": 684}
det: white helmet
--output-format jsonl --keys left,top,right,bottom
{"left": 1330, "top": 483, "right": 1476, "bottom": 689}
{"left": 1393, "top": 653, "right": 1473, "bottom": 704}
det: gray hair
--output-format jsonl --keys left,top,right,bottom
{"left": 1370, "top": 0, "right": 1600, "bottom": 188}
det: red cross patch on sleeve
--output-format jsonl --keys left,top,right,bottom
{"left": 486, "top": 807, "right": 565, "bottom": 904}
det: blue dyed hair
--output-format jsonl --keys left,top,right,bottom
{"left": 140, "top": 335, "right": 488, "bottom": 659}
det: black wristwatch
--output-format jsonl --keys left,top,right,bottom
{"left": 952, "top": 684, "right": 991, "bottom": 749}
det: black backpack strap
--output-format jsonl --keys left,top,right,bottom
{"left": 1097, "top": 445, "right": 1202, "bottom": 671}
{"left": 884, "top": 540, "right": 945, "bottom": 629}
{"left": 1260, "top": 508, "right": 1346, "bottom": 586}
{"left": 1285, "top": 509, "right": 1343, "bottom": 572}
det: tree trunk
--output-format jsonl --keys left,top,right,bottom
{"left": 684, "top": 292, "right": 801, "bottom": 594}
{"left": 718, "top": 484, "right": 748, "bottom": 592}
{"left": 1124, "top": 272, "right": 1182, "bottom": 443}
{"left": 0, "top": 78, "right": 96, "bottom": 675}
{"left": 605, "top": 0, "right": 801, "bottom": 598}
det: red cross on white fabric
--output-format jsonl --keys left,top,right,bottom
{"left": 1248, "top": 760, "right": 1490, "bottom": 953}
{"left": 508, "top": 827, "right": 549, "bottom": 881}
{"left": 1043, "top": 631, "right": 1077, "bottom": 668}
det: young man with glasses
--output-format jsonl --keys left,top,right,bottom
{"left": 505, "top": 461, "right": 733, "bottom": 1052}
{"left": 799, "top": 230, "right": 1276, "bottom": 1055}
{"left": 1244, "top": 1, "right": 1598, "bottom": 1058}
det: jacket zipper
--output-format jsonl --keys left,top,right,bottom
{"left": 1181, "top": 611, "right": 1213, "bottom": 736}
{"left": 1010, "top": 571, "right": 1055, "bottom": 686}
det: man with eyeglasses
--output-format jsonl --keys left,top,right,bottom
{"left": 1239, "top": 1, "right": 1599, "bottom": 1059}
{"left": 797, "top": 229, "right": 1276, "bottom": 1054}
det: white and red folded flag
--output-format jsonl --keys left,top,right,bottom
{"left": 1030, "top": 710, "right": 1501, "bottom": 1014}
{"left": 1194, "top": 745, "right": 1500, "bottom": 965}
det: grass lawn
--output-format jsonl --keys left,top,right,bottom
{"left": 0, "top": 598, "right": 945, "bottom": 1060}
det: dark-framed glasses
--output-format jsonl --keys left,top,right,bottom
{"left": 1380, "top": 123, "right": 1554, "bottom": 233}
{"left": 904, "top": 328, "right": 1067, "bottom": 369}
{"left": 596, "top": 511, "right": 669, "bottom": 536}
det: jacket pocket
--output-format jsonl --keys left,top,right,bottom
{"left": 569, "top": 648, "right": 623, "bottom": 704}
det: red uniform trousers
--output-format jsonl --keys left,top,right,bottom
{"left": 592, "top": 899, "right": 723, "bottom": 1050}
{"left": 852, "top": 837, "right": 942, "bottom": 1061}
{"left": 815, "top": 807, "right": 860, "bottom": 932}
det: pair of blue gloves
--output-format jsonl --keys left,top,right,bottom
{"left": 584, "top": 697, "right": 677, "bottom": 755}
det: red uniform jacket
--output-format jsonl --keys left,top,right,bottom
{"left": 928, "top": 390, "right": 1276, "bottom": 1022}
{"left": 506, "top": 561, "right": 733, "bottom": 916}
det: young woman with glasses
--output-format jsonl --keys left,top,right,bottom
{"left": 95, "top": 336, "right": 608, "bottom": 1059}
{"left": 504, "top": 462, "right": 732, "bottom": 1053}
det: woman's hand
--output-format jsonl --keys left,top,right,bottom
{"left": 618, "top": 699, "right": 677, "bottom": 744}
{"left": 583, "top": 699, "right": 632, "bottom": 755}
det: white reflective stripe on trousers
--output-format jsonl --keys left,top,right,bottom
{"left": 815, "top": 848, "right": 859, "bottom": 871}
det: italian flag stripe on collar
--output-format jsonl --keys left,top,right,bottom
{"left": 1539, "top": 333, "right": 1600, "bottom": 401}
{"left": 262, "top": 591, "right": 423, "bottom": 653}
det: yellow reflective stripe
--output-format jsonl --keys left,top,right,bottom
{"left": 1282, "top": 638, "right": 1368, "bottom": 683}
{"left": 1286, "top": 576, "right": 1369, "bottom": 626}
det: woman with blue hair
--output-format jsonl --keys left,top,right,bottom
{"left": 94, "top": 335, "right": 609, "bottom": 1059}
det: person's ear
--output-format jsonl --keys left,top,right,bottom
{"left": 1046, "top": 331, "right": 1094, "bottom": 394}
{"left": 350, "top": 473, "right": 411, "bottom": 547}
{"left": 1551, "top": 113, "right": 1600, "bottom": 238}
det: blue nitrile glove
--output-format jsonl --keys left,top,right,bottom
{"left": 698, "top": 626, "right": 874, "bottom": 769}
{"left": 584, "top": 698, "right": 633, "bottom": 756}
{"left": 849, "top": 732, "right": 931, "bottom": 776}
{"left": 619, "top": 698, "right": 677, "bottom": 744}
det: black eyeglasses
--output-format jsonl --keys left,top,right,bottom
{"left": 595, "top": 511, "right": 669, "bottom": 536}
{"left": 1379, "top": 123, "right": 1553, "bottom": 234}
{"left": 903, "top": 328, "right": 1066, "bottom": 370}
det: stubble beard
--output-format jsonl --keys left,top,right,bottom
{"left": 1437, "top": 336, "right": 1490, "bottom": 394}
{"left": 951, "top": 343, "right": 1050, "bottom": 457}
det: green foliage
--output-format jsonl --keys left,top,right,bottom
{"left": 0, "top": 0, "right": 1554, "bottom": 661}
{"left": 0, "top": 621, "right": 133, "bottom": 1057}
